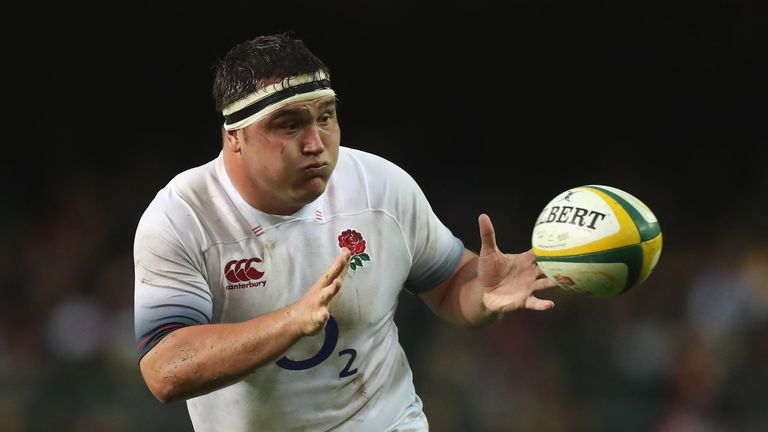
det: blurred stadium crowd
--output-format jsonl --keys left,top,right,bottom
{"left": 1, "top": 151, "right": 766, "bottom": 432}
{"left": 3, "top": 1, "right": 767, "bottom": 431}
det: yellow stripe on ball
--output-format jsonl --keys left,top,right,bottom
{"left": 637, "top": 233, "right": 663, "bottom": 285}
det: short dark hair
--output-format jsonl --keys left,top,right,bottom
{"left": 212, "top": 33, "right": 330, "bottom": 113}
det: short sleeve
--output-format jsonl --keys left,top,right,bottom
{"left": 380, "top": 162, "right": 464, "bottom": 294}
{"left": 133, "top": 201, "right": 213, "bottom": 361}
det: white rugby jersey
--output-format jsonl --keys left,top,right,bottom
{"left": 134, "top": 146, "right": 464, "bottom": 431}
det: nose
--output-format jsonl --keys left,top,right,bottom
{"left": 300, "top": 124, "right": 325, "bottom": 155}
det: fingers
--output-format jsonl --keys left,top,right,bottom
{"left": 316, "top": 249, "right": 350, "bottom": 312}
{"left": 525, "top": 296, "right": 555, "bottom": 311}
{"left": 320, "top": 278, "right": 342, "bottom": 304}
{"left": 323, "top": 248, "right": 351, "bottom": 283}
{"left": 521, "top": 249, "right": 536, "bottom": 261}
{"left": 478, "top": 213, "right": 498, "bottom": 257}
{"left": 534, "top": 276, "right": 558, "bottom": 290}
{"left": 525, "top": 253, "right": 551, "bottom": 284}
{"left": 338, "top": 247, "right": 352, "bottom": 266}
{"left": 298, "top": 250, "right": 352, "bottom": 335}
{"left": 338, "top": 250, "right": 350, "bottom": 283}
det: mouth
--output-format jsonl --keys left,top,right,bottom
{"left": 302, "top": 162, "right": 328, "bottom": 172}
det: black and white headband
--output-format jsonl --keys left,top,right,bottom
{"left": 222, "top": 71, "right": 335, "bottom": 131}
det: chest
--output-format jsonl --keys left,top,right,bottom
{"left": 203, "top": 212, "right": 411, "bottom": 326}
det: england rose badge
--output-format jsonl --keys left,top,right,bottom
{"left": 338, "top": 229, "right": 370, "bottom": 270}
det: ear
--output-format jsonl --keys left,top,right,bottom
{"left": 224, "top": 129, "right": 242, "bottom": 153}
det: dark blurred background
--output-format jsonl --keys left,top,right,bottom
{"left": 2, "top": 1, "right": 767, "bottom": 431}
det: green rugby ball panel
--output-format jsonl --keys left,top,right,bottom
{"left": 585, "top": 185, "right": 661, "bottom": 242}
{"left": 535, "top": 244, "right": 644, "bottom": 296}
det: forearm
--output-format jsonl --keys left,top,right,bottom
{"left": 139, "top": 304, "right": 302, "bottom": 403}
{"left": 422, "top": 252, "right": 501, "bottom": 328}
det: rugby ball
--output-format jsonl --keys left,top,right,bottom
{"left": 531, "top": 185, "right": 662, "bottom": 297}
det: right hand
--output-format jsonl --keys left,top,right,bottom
{"left": 292, "top": 248, "right": 351, "bottom": 336}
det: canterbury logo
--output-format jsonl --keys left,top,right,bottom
{"left": 225, "top": 258, "right": 265, "bottom": 283}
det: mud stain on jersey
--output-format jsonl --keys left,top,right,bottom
{"left": 355, "top": 286, "right": 362, "bottom": 320}
{"left": 352, "top": 374, "right": 370, "bottom": 402}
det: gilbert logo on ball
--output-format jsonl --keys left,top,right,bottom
{"left": 531, "top": 185, "right": 662, "bottom": 297}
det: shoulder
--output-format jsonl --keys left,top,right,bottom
{"left": 334, "top": 146, "right": 421, "bottom": 195}
{"left": 328, "top": 146, "right": 426, "bottom": 213}
{"left": 337, "top": 146, "right": 413, "bottom": 180}
{"left": 134, "top": 156, "right": 222, "bottom": 252}
{"left": 139, "top": 158, "right": 217, "bottom": 222}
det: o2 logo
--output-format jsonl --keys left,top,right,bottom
{"left": 275, "top": 316, "right": 358, "bottom": 378}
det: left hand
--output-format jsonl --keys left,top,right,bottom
{"left": 477, "top": 213, "right": 557, "bottom": 314}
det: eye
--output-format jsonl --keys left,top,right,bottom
{"left": 279, "top": 121, "right": 299, "bottom": 132}
{"left": 318, "top": 111, "right": 335, "bottom": 124}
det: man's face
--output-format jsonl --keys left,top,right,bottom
{"left": 232, "top": 96, "right": 340, "bottom": 214}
